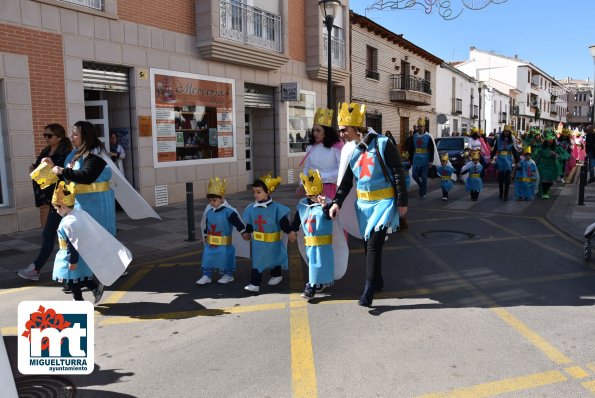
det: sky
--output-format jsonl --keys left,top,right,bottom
{"left": 348, "top": 0, "right": 595, "bottom": 83}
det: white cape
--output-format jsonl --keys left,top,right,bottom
{"left": 337, "top": 139, "right": 361, "bottom": 239}
{"left": 98, "top": 151, "right": 161, "bottom": 220}
{"left": 296, "top": 201, "right": 349, "bottom": 280}
{"left": 63, "top": 209, "right": 132, "bottom": 286}
{"left": 199, "top": 200, "right": 250, "bottom": 258}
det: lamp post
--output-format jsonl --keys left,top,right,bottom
{"left": 319, "top": 0, "right": 341, "bottom": 109}
{"left": 478, "top": 85, "right": 482, "bottom": 129}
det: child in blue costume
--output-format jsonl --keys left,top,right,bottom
{"left": 51, "top": 182, "right": 104, "bottom": 303}
{"left": 515, "top": 146, "right": 538, "bottom": 201}
{"left": 243, "top": 175, "right": 292, "bottom": 293}
{"left": 289, "top": 170, "right": 333, "bottom": 300}
{"left": 461, "top": 150, "right": 483, "bottom": 201}
{"left": 436, "top": 153, "right": 454, "bottom": 201}
{"left": 196, "top": 177, "right": 249, "bottom": 285}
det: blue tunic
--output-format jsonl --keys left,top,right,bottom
{"left": 464, "top": 163, "right": 483, "bottom": 192}
{"left": 201, "top": 206, "right": 239, "bottom": 273}
{"left": 297, "top": 199, "right": 334, "bottom": 286}
{"left": 402, "top": 160, "right": 411, "bottom": 189}
{"left": 349, "top": 134, "right": 399, "bottom": 240}
{"left": 243, "top": 201, "right": 290, "bottom": 273}
{"left": 514, "top": 159, "right": 537, "bottom": 200}
{"left": 52, "top": 222, "right": 93, "bottom": 283}
{"left": 412, "top": 133, "right": 431, "bottom": 167}
{"left": 437, "top": 165, "right": 454, "bottom": 192}
{"left": 65, "top": 150, "right": 116, "bottom": 236}
{"left": 495, "top": 138, "right": 514, "bottom": 172}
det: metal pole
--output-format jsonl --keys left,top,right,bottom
{"left": 326, "top": 19, "right": 333, "bottom": 109}
{"left": 478, "top": 86, "right": 482, "bottom": 129}
{"left": 579, "top": 158, "right": 588, "bottom": 205}
{"left": 185, "top": 182, "right": 196, "bottom": 241}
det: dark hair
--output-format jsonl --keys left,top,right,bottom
{"left": 71, "top": 120, "right": 105, "bottom": 163}
{"left": 500, "top": 132, "right": 513, "bottom": 144}
{"left": 307, "top": 125, "right": 341, "bottom": 148}
{"left": 252, "top": 179, "right": 269, "bottom": 193}
{"left": 207, "top": 194, "right": 222, "bottom": 199}
{"left": 42, "top": 123, "right": 72, "bottom": 155}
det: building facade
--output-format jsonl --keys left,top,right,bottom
{"left": 350, "top": 12, "right": 442, "bottom": 150}
{"left": 435, "top": 63, "right": 478, "bottom": 137}
{"left": 482, "top": 86, "right": 510, "bottom": 136}
{"left": 559, "top": 77, "right": 593, "bottom": 128}
{"left": 0, "top": 0, "right": 350, "bottom": 233}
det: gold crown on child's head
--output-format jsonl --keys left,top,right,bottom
{"left": 314, "top": 107, "right": 334, "bottom": 128}
{"left": 30, "top": 161, "right": 59, "bottom": 190}
{"left": 523, "top": 146, "right": 532, "bottom": 154}
{"left": 417, "top": 117, "right": 426, "bottom": 127}
{"left": 400, "top": 151, "right": 409, "bottom": 160}
{"left": 300, "top": 170, "right": 323, "bottom": 196}
{"left": 207, "top": 177, "right": 226, "bottom": 197}
{"left": 258, "top": 174, "right": 282, "bottom": 193}
{"left": 440, "top": 153, "right": 449, "bottom": 162}
{"left": 337, "top": 102, "right": 366, "bottom": 127}
{"left": 471, "top": 150, "right": 481, "bottom": 160}
{"left": 52, "top": 181, "right": 76, "bottom": 207}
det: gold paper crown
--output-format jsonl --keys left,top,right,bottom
{"left": 471, "top": 150, "right": 481, "bottom": 160}
{"left": 258, "top": 174, "right": 282, "bottom": 193}
{"left": 52, "top": 181, "right": 76, "bottom": 207}
{"left": 400, "top": 151, "right": 409, "bottom": 160}
{"left": 479, "top": 129, "right": 484, "bottom": 135}
{"left": 207, "top": 177, "right": 226, "bottom": 197}
{"left": 30, "top": 161, "right": 59, "bottom": 189}
{"left": 470, "top": 127, "right": 478, "bottom": 134}
{"left": 337, "top": 102, "right": 366, "bottom": 127}
{"left": 503, "top": 125, "right": 514, "bottom": 132}
{"left": 300, "top": 170, "right": 323, "bottom": 196}
{"left": 313, "top": 107, "right": 334, "bottom": 128}
{"left": 417, "top": 117, "right": 426, "bottom": 127}
{"left": 440, "top": 153, "right": 449, "bottom": 162}
{"left": 523, "top": 146, "right": 532, "bottom": 154}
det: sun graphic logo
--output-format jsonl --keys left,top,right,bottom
{"left": 18, "top": 301, "right": 94, "bottom": 374}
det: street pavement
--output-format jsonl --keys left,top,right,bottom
{"left": 2, "top": 170, "right": 595, "bottom": 397}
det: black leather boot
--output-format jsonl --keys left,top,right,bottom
{"left": 358, "top": 281, "right": 375, "bottom": 307}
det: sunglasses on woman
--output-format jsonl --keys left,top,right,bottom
{"left": 43, "top": 133, "right": 55, "bottom": 139}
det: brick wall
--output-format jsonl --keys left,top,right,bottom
{"left": 0, "top": 23, "right": 66, "bottom": 154}
{"left": 288, "top": 0, "right": 305, "bottom": 62}
{"left": 118, "top": 0, "right": 195, "bottom": 36}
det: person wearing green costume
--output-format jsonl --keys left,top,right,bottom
{"left": 533, "top": 130, "right": 569, "bottom": 199}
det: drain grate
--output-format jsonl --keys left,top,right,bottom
{"left": 421, "top": 230, "right": 474, "bottom": 241}
{"left": 15, "top": 375, "right": 76, "bottom": 397}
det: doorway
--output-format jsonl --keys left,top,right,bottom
{"left": 399, "top": 116, "right": 409, "bottom": 152}
{"left": 85, "top": 100, "right": 109, "bottom": 142}
{"left": 244, "top": 111, "right": 254, "bottom": 185}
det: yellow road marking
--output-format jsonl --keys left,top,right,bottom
{"left": 564, "top": 366, "right": 589, "bottom": 379}
{"left": 415, "top": 370, "right": 567, "bottom": 398}
{"left": 536, "top": 217, "right": 582, "bottom": 248}
{"left": 288, "top": 243, "right": 317, "bottom": 398}
{"left": 491, "top": 308, "right": 572, "bottom": 364}
{"left": 0, "top": 284, "right": 51, "bottom": 295}
{"left": 586, "top": 363, "right": 595, "bottom": 373}
{"left": 100, "top": 266, "right": 155, "bottom": 306}
{"left": 581, "top": 380, "right": 595, "bottom": 393}
{"left": 0, "top": 326, "right": 17, "bottom": 335}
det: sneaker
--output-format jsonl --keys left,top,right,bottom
{"left": 62, "top": 285, "right": 71, "bottom": 293}
{"left": 420, "top": 195, "right": 426, "bottom": 199}
{"left": 301, "top": 284, "right": 315, "bottom": 299}
{"left": 218, "top": 274, "right": 234, "bottom": 284}
{"left": 268, "top": 276, "right": 283, "bottom": 286}
{"left": 17, "top": 264, "right": 39, "bottom": 281}
{"left": 244, "top": 284, "right": 260, "bottom": 293}
{"left": 561, "top": 178, "right": 565, "bottom": 183}
{"left": 442, "top": 197, "right": 448, "bottom": 201}
{"left": 542, "top": 193, "right": 550, "bottom": 199}
{"left": 93, "top": 283, "right": 104, "bottom": 304}
{"left": 196, "top": 275, "right": 212, "bottom": 285}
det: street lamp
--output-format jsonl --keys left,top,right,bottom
{"left": 319, "top": 0, "right": 341, "bottom": 109}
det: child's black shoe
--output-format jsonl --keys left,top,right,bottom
{"left": 301, "top": 284, "right": 315, "bottom": 300}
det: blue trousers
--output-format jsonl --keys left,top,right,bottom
{"left": 588, "top": 152, "right": 595, "bottom": 179}
{"left": 412, "top": 164, "right": 429, "bottom": 196}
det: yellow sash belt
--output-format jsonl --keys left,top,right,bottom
{"left": 499, "top": 151, "right": 510, "bottom": 156}
{"left": 58, "top": 238, "right": 68, "bottom": 250}
{"left": 207, "top": 235, "right": 232, "bottom": 245}
{"left": 356, "top": 187, "right": 394, "bottom": 201}
{"left": 304, "top": 235, "right": 332, "bottom": 246}
{"left": 75, "top": 181, "right": 110, "bottom": 194}
{"left": 517, "top": 177, "right": 535, "bottom": 182}
{"left": 253, "top": 231, "right": 281, "bottom": 242}
{"left": 415, "top": 148, "right": 428, "bottom": 153}
{"left": 470, "top": 173, "right": 480, "bottom": 178}
{"left": 441, "top": 176, "right": 451, "bottom": 180}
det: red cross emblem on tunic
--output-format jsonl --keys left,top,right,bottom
{"left": 356, "top": 152, "right": 374, "bottom": 179}
{"left": 254, "top": 215, "right": 267, "bottom": 232}
{"left": 305, "top": 215, "right": 316, "bottom": 233}
{"left": 208, "top": 224, "right": 221, "bottom": 246}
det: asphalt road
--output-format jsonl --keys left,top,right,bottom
{"left": 2, "top": 181, "right": 595, "bottom": 398}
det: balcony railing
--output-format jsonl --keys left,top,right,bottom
{"left": 58, "top": 0, "right": 103, "bottom": 10}
{"left": 219, "top": 0, "right": 283, "bottom": 53}
{"left": 391, "top": 75, "right": 431, "bottom": 95}
{"left": 366, "top": 69, "right": 380, "bottom": 80}
{"left": 499, "top": 111, "right": 507, "bottom": 123}
{"left": 322, "top": 32, "right": 346, "bottom": 69}
{"left": 452, "top": 98, "right": 462, "bottom": 114}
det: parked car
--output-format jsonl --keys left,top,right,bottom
{"left": 434, "top": 136, "right": 471, "bottom": 175}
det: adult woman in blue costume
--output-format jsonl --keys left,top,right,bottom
{"left": 329, "top": 102, "right": 408, "bottom": 307}
{"left": 44, "top": 120, "right": 116, "bottom": 235}
{"left": 490, "top": 125, "right": 520, "bottom": 201}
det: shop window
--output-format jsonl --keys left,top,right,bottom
{"left": 0, "top": 109, "right": 7, "bottom": 207}
{"left": 366, "top": 46, "right": 379, "bottom": 80}
{"left": 366, "top": 111, "right": 382, "bottom": 133}
{"left": 151, "top": 70, "right": 236, "bottom": 167}
{"left": 288, "top": 91, "right": 316, "bottom": 154}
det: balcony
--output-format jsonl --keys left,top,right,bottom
{"left": 451, "top": 98, "right": 462, "bottom": 114}
{"left": 550, "top": 107, "right": 557, "bottom": 116}
{"left": 196, "top": 0, "right": 288, "bottom": 70}
{"left": 389, "top": 75, "right": 431, "bottom": 105}
{"left": 58, "top": 0, "right": 103, "bottom": 10}
{"left": 322, "top": 32, "right": 346, "bottom": 69}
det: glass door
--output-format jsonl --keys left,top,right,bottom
{"left": 84, "top": 100, "right": 109, "bottom": 143}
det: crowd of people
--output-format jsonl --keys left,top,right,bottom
{"left": 18, "top": 109, "right": 595, "bottom": 308}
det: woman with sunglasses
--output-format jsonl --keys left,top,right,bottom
{"left": 43, "top": 121, "right": 116, "bottom": 236}
{"left": 18, "top": 124, "right": 73, "bottom": 281}
{"left": 296, "top": 107, "right": 343, "bottom": 199}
